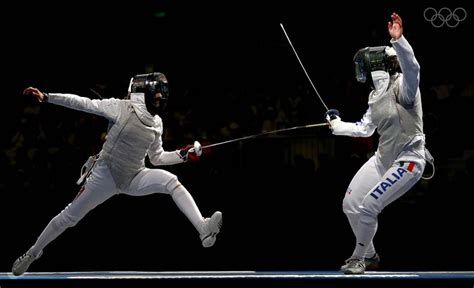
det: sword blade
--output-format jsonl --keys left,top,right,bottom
{"left": 202, "top": 122, "right": 328, "bottom": 149}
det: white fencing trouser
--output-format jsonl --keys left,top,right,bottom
{"left": 342, "top": 154, "right": 425, "bottom": 259}
{"left": 28, "top": 159, "right": 205, "bottom": 257}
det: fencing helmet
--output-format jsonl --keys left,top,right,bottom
{"left": 353, "top": 46, "right": 399, "bottom": 84}
{"left": 129, "top": 72, "right": 169, "bottom": 115}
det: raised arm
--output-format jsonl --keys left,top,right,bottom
{"left": 388, "top": 13, "right": 420, "bottom": 106}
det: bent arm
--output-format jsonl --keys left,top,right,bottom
{"left": 148, "top": 134, "right": 184, "bottom": 166}
{"left": 330, "top": 108, "right": 376, "bottom": 137}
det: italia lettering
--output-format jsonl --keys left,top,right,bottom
{"left": 397, "top": 167, "right": 407, "bottom": 177}
{"left": 370, "top": 167, "right": 408, "bottom": 199}
{"left": 380, "top": 182, "right": 392, "bottom": 191}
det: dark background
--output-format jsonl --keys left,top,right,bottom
{"left": 1, "top": 0, "right": 473, "bottom": 273}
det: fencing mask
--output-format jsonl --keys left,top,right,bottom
{"left": 353, "top": 46, "right": 398, "bottom": 84}
{"left": 129, "top": 72, "right": 169, "bottom": 115}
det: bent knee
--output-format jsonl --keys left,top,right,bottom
{"left": 358, "top": 202, "right": 380, "bottom": 225}
{"left": 359, "top": 210, "right": 377, "bottom": 225}
{"left": 165, "top": 175, "right": 181, "bottom": 194}
{"left": 342, "top": 195, "right": 362, "bottom": 215}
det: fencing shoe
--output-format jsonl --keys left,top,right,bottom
{"left": 364, "top": 253, "right": 381, "bottom": 270}
{"left": 12, "top": 250, "right": 43, "bottom": 276}
{"left": 341, "top": 257, "right": 366, "bottom": 274}
{"left": 200, "top": 211, "right": 222, "bottom": 248}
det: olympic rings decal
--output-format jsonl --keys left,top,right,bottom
{"left": 424, "top": 7, "right": 467, "bottom": 28}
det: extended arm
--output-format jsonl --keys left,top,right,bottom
{"left": 23, "top": 87, "right": 120, "bottom": 121}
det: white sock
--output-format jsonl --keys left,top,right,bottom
{"left": 170, "top": 184, "right": 205, "bottom": 234}
{"left": 346, "top": 212, "right": 377, "bottom": 258}
{"left": 352, "top": 214, "right": 378, "bottom": 259}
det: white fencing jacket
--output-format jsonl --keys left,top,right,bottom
{"left": 329, "top": 35, "right": 427, "bottom": 172}
{"left": 48, "top": 92, "right": 183, "bottom": 188}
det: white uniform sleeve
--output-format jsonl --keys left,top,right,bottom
{"left": 148, "top": 134, "right": 185, "bottom": 166}
{"left": 330, "top": 108, "right": 376, "bottom": 137}
{"left": 48, "top": 93, "right": 120, "bottom": 121}
{"left": 391, "top": 35, "right": 420, "bottom": 106}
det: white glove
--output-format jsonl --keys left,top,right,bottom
{"left": 326, "top": 114, "right": 342, "bottom": 131}
{"left": 179, "top": 141, "right": 202, "bottom": 161}
{"left": 325, "top": 109, "right": 341, "bottom": 132}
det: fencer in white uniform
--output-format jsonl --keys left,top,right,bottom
{"left": 326, "top": 13, "right": 433, "bottom": 274}
{"left": 12, "top": 72, "right": 222, "bottom": 276}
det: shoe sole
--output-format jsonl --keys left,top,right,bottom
{"left": 343, "top": 269, "right": 365, "bottom": 274}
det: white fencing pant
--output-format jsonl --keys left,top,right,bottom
{"left": 342, "top": 154, "right": 424, "bottom": 259}
{"left": 28, "top": 159, "right": 205, "bottom": 257}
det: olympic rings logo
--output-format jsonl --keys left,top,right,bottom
{"left": 424, "top": 7, "right": 467, "bottom": 28}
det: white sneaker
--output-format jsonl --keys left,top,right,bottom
{"left": 200, "top": 211, "right": 222, "bottom": 248}
{"left": 12, "top": 250, "right": 42, "bottom": 276}
{"left": 340, "top": 253, "right": 380, "bottom": 271}
{"left": 341, "top": 257, "right": 366, "bottom": 274}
